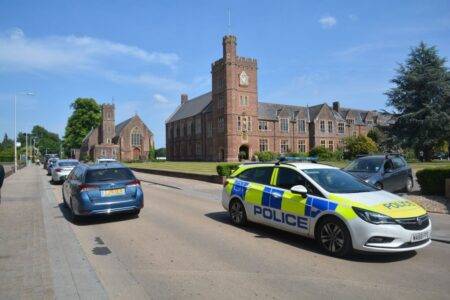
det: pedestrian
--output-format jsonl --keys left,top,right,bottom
{"left": 419, "top": 150, "right": 424, "bottom": 162}
{"left": 0, "top": 164, "right": 4, "bottom": 203}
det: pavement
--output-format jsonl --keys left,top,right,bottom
{"left": 0, "top": 165, "right": 449, "bottom": 299}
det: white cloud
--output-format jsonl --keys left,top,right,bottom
{"left": 0, "top": 27, "right": 179, "bottom": 73}
{"left": 319, "top": 16, "right": 337, "bottom": 29}
{"left": 153, "top": 94, "right": 169, "bottom": 104}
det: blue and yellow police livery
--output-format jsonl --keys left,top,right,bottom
{"left": 222, "top": 162, "right": 431, "bottom": 256}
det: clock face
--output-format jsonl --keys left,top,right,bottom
{"left": 239, "top": 71, "right": 249, "bottom": 86}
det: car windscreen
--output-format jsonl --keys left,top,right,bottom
{"left": 303, "top": 168, "right": 377, "bottom": 193}
{"left": 344, "top": 157, "right": 384, "bottom": 173}
{"left": 58, "top": 161, "right": 79, "bottom": 167}
{"left": 85, "top": 168, "right": 135, "bottom": 183}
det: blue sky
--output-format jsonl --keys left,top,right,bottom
{"left": 1, "top": 0, "right": 449, "bottom": 148}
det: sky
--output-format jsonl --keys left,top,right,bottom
{"left": 0, "top": 0, "right": 449, "bottom": 148}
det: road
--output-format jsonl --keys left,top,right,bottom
{"left": 1, "top": 166, "right": 450, "bottom": 299}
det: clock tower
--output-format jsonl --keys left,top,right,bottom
{"left": 211, "top": 35, "right": 258, "bottom": 161}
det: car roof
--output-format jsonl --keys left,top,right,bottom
{"left": 87, "top": 162, "right": 126, "bottom": 169}
{"left": 242, "top": 162, "right": 337, "bottom": 170}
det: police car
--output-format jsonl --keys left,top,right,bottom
{"left": 222, "top": 160, "right": 431, "bottom": 257}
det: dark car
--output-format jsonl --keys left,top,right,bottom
{"left": 46, "top": 158, "right": 59, "bottom": 175}
{"left": 62, "top": 162, "right": 143, "bottom": 220}
{"left": 43, "top": 154, "right": 58, "bottom": 169}
{"left": 344, "top": 154, "right": 413, "bottom": 193}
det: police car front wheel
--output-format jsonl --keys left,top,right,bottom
{"left": 316, "top": 216, "right": 352, "bottom": 257}
{"left": 229, "top": 199, "right": 247, "bottom": 226}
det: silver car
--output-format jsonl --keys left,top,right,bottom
{"left": 51, "top": 159, "right": 79, "bottom": 183}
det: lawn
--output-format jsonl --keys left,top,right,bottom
{"left": 126, "top": 160, "right": 450, "bottom": 176}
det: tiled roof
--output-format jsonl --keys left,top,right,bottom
{"left": 166, "top": 92, "right": 212, "bottom": 123}
{"left": 115, "top": 117, "right": 133, "bottom": 136}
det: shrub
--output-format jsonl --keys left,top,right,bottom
{"left": 253, "top": 151, "right": 278, "bottom": 162}
{"left": 309, "top": 147, "right": 335, "bottom": 160}
{"left": 343, "top": 135, "right": 378, "bottom": 159}
{"left": 216, "top": 163, "right": 241, "bottom": 177}
{"left": 416, "top": 167, "right": 450, "bottom": 195}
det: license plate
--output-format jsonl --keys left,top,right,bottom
{"left": 101, "top": 188, "right": 125, "bottom": 197}
{"left": 411, "top": 231, "right": 430, "bottom": 242}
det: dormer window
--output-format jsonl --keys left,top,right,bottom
{"left": 346, "top": 119, "right": 354, "bottom": 125}
{"left": 298, "top": 119, "right": 306, "bottom": 133}
{"left": 320, "top": 120, "right": 325, "bottom": 132}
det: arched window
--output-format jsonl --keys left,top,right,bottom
{"left": 131, "top": 127, "right": 141, "bottom": 147}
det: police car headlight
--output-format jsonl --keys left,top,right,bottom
{"left": 352, "top": 207, "right": 397, "bottom": 225}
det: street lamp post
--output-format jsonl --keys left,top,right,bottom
{"left": 14, "top": 92, "right": 34, "bottom": 172}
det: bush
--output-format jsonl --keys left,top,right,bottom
{"left": 253, "top": 151, "right": 278, "bottom": 162}
{"left": 309, "top": 147, "right": 336, "bottom": 160}
{"left": 416, "top": 167, "right": 450, "bottom": 195}
{"left": 216, "top": 163, "right": 241, "bottom": 177}
{"left": 343, "top": 135, "right": 378, "bottom": 159}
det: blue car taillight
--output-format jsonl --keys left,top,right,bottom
{"left": 126, "top": 179, "right": 141, "bottom": 188}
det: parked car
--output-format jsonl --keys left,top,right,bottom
{"left": 62, "top": 162, "right": 143, "bottom": 221}
{"left": 344, "top": 154, "right": 413, "bottom": 193}
{"left": 43, "top": 154, "right": 58, "bottom": 169}
{"left": 51, "top": 159, "right": 79, "bottom": 183}
{"left": 46, "top": 158, "right": 59, "bottom": 175}
{"left": 95, "top": 158, "right": 117, "bottom": 164}
{"left": 433, "top": 152, "right": 448, "bottom": 160}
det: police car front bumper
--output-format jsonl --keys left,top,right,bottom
{"left": 348, "top": 217, "right": 432, "bottom": 253}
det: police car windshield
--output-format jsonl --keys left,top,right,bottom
{"left": 344, "top": 157, "right": 384, "bottom": 173}
{"left": 303, "top": 168, "right": 377, "bottom": 193}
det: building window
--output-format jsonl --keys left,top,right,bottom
{"left": 298, "top": 140, "right": 306, "bottom": 153}
{"left": 347, "top": 119, "right": 354, "bottom": 125}
{"left": 298, "top": 119, "right": 306, "bottom": 133}
{"left": 259, "top": 139, "right": 268, "bottom": 152}
{"left": 195, "top": 118, "right": 201, "bottom": 134}
{"left": 367, "top": 120, "right": 373, "bottom": 125}
{"left": 328, "top": 121, "right": 333, "bottom": 133}
{"left": 217, "top": 95, "right": 224, "bottom": 109}
{"left": 338, "top": 123, "right": 345, "bottom": 133}
{"left": 131, "top": 127, "right": 141, "bottom": 146}
{"left": 280, "top": 118, "right": 289, "bottom": 132}
{"left": 101, "top": 149, "right": 106, "bottom": 156}
{"left": 280, "top": 140, "right": 289, "bottom": 154}
{"left": 353, "top": 131, "right": 357, "bottom": 136}
{"left": 218, "top": 117, "right": 224, "bottom": 132}
{"left": 187, "top": 121, "right": 192, "bottom": 136}
{"left": 320, "top": 140, "right": 326, "bottom": 147}
{"left": 240, "top": 95, "right": 249, "bottom": 106}
{"left": 328, "top": 140, "right": 333, "bottom": 150}
{"left": 320, "top": 120, "right": 325, "bottom": 132}
{"left": 259, "top": 121, "right": 268, "bottom": 131}
{"left": 196, "top": 143, "right": 202, "bottom": 156}
{"left": 237, "top": 116, "right": 251, "bottom": 132}
{"left": 206, "top": 122, "right": 212, "bottom": 137}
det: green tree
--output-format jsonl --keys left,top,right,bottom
{"left": 31, "top": 125, "right": 62, "bottom": 155}
{"left": 385, "top": 42, "right": 450, "bottom": 161}
{"left": 64, "top": 98, "right": 101, "bottom": 153}
{"left": 344, "top": 135, "right": 378, "bottom": 159}
{"left": 155, "top": 147, "right": 166, "bottom": 157}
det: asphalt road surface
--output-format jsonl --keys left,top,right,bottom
{"left": 1, "top": 166, "right": 450, "bottom": 299}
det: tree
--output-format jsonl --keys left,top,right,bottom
{"left": 64, "top": 98, "right": 101, "bottom": 153}
{"left": 31, "top": 125, "right": 61, "bottom": 155}
{"left": 155, "top": 148, "right": 166, "bottom": 157}
{"left": 385, "top": 42, "right": 450, "bottom": 161}
{"left": 344, "top": 135, "right": 378, "bottom": 159}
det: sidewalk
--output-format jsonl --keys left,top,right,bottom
{"left": 0, "top": 165, "right": 54, "bottom": 298}
{"left": 430, "top": 213, "right": 450, "bottom": 243}
{"left": 0, "top": 165, "right": 107, "bottom": 299}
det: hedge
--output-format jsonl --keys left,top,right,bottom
{"left": 416, "top": 167, "right": 450, "bottom": 195}
{"left": 216, "top": 163, "right": 241, "bottom": 177}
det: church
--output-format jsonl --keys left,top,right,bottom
{"left": 165, "top": 35, "right": 393, "bottom": 162}
{"left": 78, "top": 103, "right": 154, "bottom": 161}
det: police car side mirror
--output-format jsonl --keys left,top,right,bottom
{"left": 291, "top": 185, "right": 307, "bottom": 198}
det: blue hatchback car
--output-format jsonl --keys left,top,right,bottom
{"left": 62, "top": 162, "right": 143, "bottom": 220}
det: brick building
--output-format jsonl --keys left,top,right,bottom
{"left": 78, "top": 104, "right": 154, "bottom": 161}
{"left": 166, "top": 35, "right": 392, "bottom": 162}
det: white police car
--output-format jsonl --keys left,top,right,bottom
{"left": 222, "top": 161, "right": 431, "bottom": 257}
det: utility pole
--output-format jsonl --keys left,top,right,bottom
{"left": 25, "top": 132, "right": 28, "bottom": 166}
{"left": 14, "top": 95, "right": 17, "bottom": 172}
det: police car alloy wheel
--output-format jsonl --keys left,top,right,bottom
{"left": 317, "top": 217, "right": 352, "bottom": 257}
{"left": 229, "top": 199, "right": 247, "bottom": 226}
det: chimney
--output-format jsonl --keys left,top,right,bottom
{"left": 332, "top": 101, "right": 340, "bottom": 112}
{"left": 181, "top": 94, "right": 188, "bottom": 105}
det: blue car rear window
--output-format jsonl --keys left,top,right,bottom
{"left": 85, "top": 168, "right": 135, "bottom": 183}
